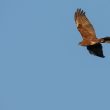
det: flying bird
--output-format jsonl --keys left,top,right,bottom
{"left": 74, "top": 8, "right": 110, "bottom": 58}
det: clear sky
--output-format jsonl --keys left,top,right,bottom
{"left": 0, "top": 0, "right": 110, "bottom": 110}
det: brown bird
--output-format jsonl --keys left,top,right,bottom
{"left": 74, "top": 8, "right": 110, "bottom": 58}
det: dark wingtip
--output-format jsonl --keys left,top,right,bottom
{"left": 98, "top": 55, "right": 105, "bottom": 58}
{"left": 75, "top": 8, "right": 85, "bottom": 16}
{"left": 87, "top": 44, "right": 105, "bottom": 58}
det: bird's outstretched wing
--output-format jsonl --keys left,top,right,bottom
{"left": 87, "top": 43, "right": 105, "bottom": 58}
{"left": 74, "top": 9, "right": 96, "bottom": 39}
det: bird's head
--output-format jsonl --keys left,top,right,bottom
{"left": 98, "top": 38, "right": 105, "bottom": 43}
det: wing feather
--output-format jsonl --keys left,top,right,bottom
{"left": 74, "top": 9, "right": 96, "bottom": 39}
{"left": 87, "top": 43, "right": 105, "bottom": 58}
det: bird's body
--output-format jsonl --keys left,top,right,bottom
{"left": 79, "top": 38, "right": 102, "bottom": 46}
{"left": 74, "top": 9, "right": 110, "bottom": 58}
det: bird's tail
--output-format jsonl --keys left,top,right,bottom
{"left": 101, "top": 37, "right": 110, "bottom": 43}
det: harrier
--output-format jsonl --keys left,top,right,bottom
{"left": 74, "top": 9, "right": 110, "bottom": 58}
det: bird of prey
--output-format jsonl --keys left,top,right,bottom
{"left": 74, "top": 8, "right": 110, "bottom": 58}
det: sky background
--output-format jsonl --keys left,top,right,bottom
{"left": 0, "top": 0, "right": 110, "bottom": 110}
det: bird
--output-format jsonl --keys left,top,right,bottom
{"left": 74, "top": 8, "right": 110, "bottom": 58}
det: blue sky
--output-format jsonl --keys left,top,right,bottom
{"left": 0, "top": 0, "right": 110, "bottom": 110}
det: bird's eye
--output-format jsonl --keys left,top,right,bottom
{"left": 101, "top": 39, "right": 104, "bottom": 43}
